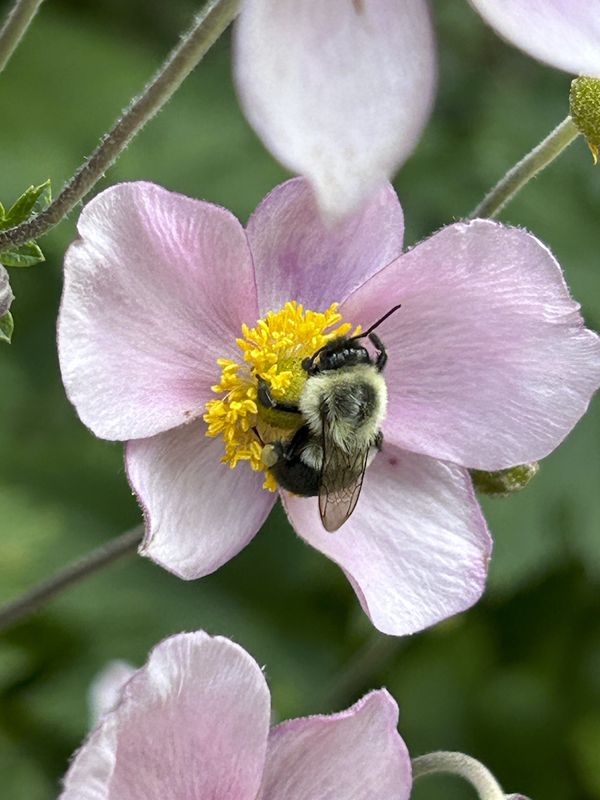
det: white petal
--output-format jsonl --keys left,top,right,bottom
{"left": 235, "top": 0, "right": 436, "bottom": 218}
{"left": 88, "top": 660, "right": 136, "bottom": 727}
{"left": 470, "top": 0, "right": 600, "bottom": 76}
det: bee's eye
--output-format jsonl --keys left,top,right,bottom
{"left": 301, "top": 357, "right": 312, "bottom": 372}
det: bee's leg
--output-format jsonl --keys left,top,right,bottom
{"left": 284, "top": 424, "right": 312, "bottom": 460}
{"left": 369, "top": 333, "right": 387, "bottom": 372}
{"left": 261, "top": 425, "right": 310, "bottom": 469}
{"left": 257, "top": 378, "right": 302, "bottom": 414}
{"left": 374, "top": 430, "right": 384, "bottom": 451}
{"left": 301, "top": 352, "right": 321, "bottom": 375}
{"left": 301, "top": 355, "right": 314, "bottom": 373}
{"left": 251, "top": 426, "right": 265, "bottom": 445}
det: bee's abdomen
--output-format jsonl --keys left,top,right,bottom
{"left": 270, "top": 457, "right": 321, "bottom": 496}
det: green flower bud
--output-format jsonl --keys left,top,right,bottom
{"left": 570, "top": 77, "right": 600, "bottom": 164}
{"left": 471, "top": 463, "right": 539, "bottom": 498}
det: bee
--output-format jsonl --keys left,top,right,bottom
{"left": 258, "top": 304, "right": 401, "bottom": 532}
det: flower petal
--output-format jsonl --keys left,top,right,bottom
{"left": 0, "top": 264, "right": 13, "bottom": 316}
{"left": 247, "top": 178, "right": 404, "bottom": 315}
{"left": 469, "top": 0, "right": 600, "bottom": 77}
{"left": 126, "top": 422, "right": 275, "bottom": 579}
{"left": 259, "top": 690, "right": 411, "bottom": 800}
{"left": 342, "top": 220, "right": 600, "bottom": 470}
{"left": 234, "top": 0, "right": 436, "bottom": 219}
{"left": 59, "top": 182, "right": 258, "bottom": 441}
{"left": 283, "top": 446, "right": 490, "bottom": 636}
{"left": 60, "top": 632, "right": 271, "bottom": 800}
{"left": 89, "top": 660, "right": 136, "bottom": 727}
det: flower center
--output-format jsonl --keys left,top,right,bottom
{"left": 204, "top": 301, "right": 357, "bottom": 491}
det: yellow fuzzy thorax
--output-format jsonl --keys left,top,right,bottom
{"left": 203, "top": 302, "right": 358, "bottom": 491}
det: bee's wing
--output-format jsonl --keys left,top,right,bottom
{"left": 318, "top": 415, "right": 370, "bottom": 533}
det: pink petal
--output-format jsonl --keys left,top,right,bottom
{"left": 126, "top": 422, "right": 275, "bottom": 580}
{"left": 59, "top": 182, "right": 258, "bottom": 441}
{"left": 60, "top": 632, "right": 271, "bottom": 800}
{"left": 259, "top": 690, "right": 411, "bottom": 800}
{"left": 342, "top": 220, "right": 600, "bottom": 470}
{"left": 234, "top": 0, "right": 436, "bottom": 219}
{"left": 89, "top": 660, "right": 136, "bottom": 726}
{"left": 470, "top": 0, "right": 600, "bottom": 77}
{"left": 247, "top": 178, "right": 404, "bottom": 315}
{"left": 283, "top": 447, "right": 490, "bottom": 636}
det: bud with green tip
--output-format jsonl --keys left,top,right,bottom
{"left": 570, "top": 77, "right": 600, "bottom": 164}
{"left": 0, "top": 264, "right": 14, "bottom": 343}
{"left": 0, "top": 264, "right": 12, "bottom": 317}
{"left": 0, "top": 180, "right": 52, "bottom": 343}
{"left": 471, "top": 463, "right": 539, "bottom": 497}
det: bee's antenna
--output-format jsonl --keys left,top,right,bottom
{"left": 352, "top": 303, "right": 402, "bottom": 340}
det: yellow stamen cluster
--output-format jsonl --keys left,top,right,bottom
{"left": 204, "top": 301, "right": 356, "bottom": 491}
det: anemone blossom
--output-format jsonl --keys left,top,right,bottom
{"left": 60, "top": 631, "right": 412, "bottom": 800}
{"left": 58, "top": 178, "right": 600, "bottom": 635}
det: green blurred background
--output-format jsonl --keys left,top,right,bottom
{"left": 0, "top": 1, "right": 599, "bottom": 797}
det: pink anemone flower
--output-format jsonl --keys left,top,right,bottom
{"left": 59, "top": 631, "right": 412, "bottom": 800}
{"left": 58, "top": 178, "right": 600, "bottom": 636}
{"left": 233, "top": 2, "right": 600, "bottom": 220}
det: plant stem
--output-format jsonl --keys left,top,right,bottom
{"left": 0, "top": 0, "right": 44, "bottom": 74}
{"left": 412, "top": 751, "right": 505, "bottom": 800}
{"left": 0, "top": 526, "right": 143, "bottom": 633}
{"left": 469, "top": 116, "right": 579, "bottom": 219}
{"left": 0, "top": 0, "right": 240, "bottom": 251}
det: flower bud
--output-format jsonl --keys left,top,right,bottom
{"left": 0, "top": 265, "right": 14, "bottom": 343}
{"left": 0, "top": 264, "right": 13, "bottom": 317}
{"left": 570, "top": 77, "right": 600, "bottom": 164}
{"left": 471, "top": 463, "right": 539, "bottom": 497}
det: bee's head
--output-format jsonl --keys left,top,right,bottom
{"left": 302, "top": 304, "right": 402, "bottom": 376}
{"left": 302, "top": 336, "right": 371, "bottom": 375}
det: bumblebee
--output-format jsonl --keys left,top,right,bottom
{"left": 259, "top": 304, "right": 400, "bottom": 532}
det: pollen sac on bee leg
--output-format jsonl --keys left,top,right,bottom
{"left": 261, "top": 443, "right": 279, "bottom": 468}
{"left": 471, "top": 462, "right": 539, "bottom": 497}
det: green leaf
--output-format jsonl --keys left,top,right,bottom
{"left": 0, "top": 311, "right": 13, "bottom": 343}
{"left": 1, "top": 179, "right": 51, "bottom": 230}
{"left": 0, "top": 241, "right": 45, "bottom": 268}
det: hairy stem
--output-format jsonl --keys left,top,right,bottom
{"left": 470, "top": 116, "right": 579, "bottom": 219}
{"left": 412, "top": 751, "right": 505, "bottom": 800}
{"left": 0, "top": 526, "right": 143, "bottom": 633}
{"left": 0, "top": 0, "right": 44, "bottom": 74}
{"left": 0, "top": 0, "right": 240, "bottom": 251}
